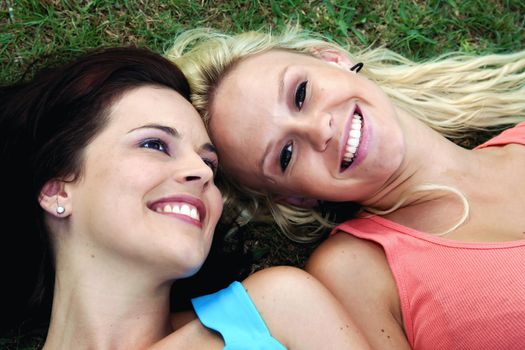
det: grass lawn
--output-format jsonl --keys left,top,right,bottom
{"left": 1, "top": 0, "right": 524, "bottom": 348}
{"left": 2, "top": 1, "right": 524, "bottom": 83}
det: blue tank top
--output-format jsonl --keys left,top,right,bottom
{"left": 192, "top": 281, "right": 287, "bottom": 349}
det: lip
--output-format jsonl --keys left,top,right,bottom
{"left": 339, "top": 104, "right": 368, "bottom": 173}
{"left": 147, "top": 195, "right": 206, "bottom": 228}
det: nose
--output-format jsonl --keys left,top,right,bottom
{"left": 173, "top": 153, "right": 214, "bottom": 188}
{"left": 298, "top": 112, "right": 334, "bottom": 151}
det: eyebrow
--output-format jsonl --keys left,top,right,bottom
{"left": 262, "top": 66, "right": 288, "bottom": 178}
{"left": 259, "top": 139, "right": 274, "bottom": 178}
{"left": 128, "top": 124, "right": 180, "bottom": 137}
{"left": 278, "top": 65, "right": 290, "bottom": 102}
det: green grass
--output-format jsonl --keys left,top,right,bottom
{"left": 1, "top": 0, "right": 524, "bottom": 83}
{"left": 1, "top": 0, "right": 524, "bottom": 348}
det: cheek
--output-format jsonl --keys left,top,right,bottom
{"left": 294, "top": 154, "right": 330, "bottom": 191}
{"left": 208, "top": 187, "right": 224, "bottom": 224}
{"left": 83, "top": 157, "right": 162, "bottom": 211}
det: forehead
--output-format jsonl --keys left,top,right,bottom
{"left": 212, "top": 49, "right": 319, "bottom": 111}
{"left": 212, "top": 50, "right": 315, "bottom": 124}
{"left": 108, "top": 86, "right": 209, "bottom": 142}
{"left": 209, "top": 53, "right": 286, "bottom": 161}
{"left": 232, "top": 49, "right": 316, "bottom": 71}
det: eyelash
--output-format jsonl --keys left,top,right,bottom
{"left": 139, "top": 138, "right": 219, "bottom": 178}
{"left": 280, "top": 141, "right": 293, "bottom": 172}
{"left": 202, "top": 158, "right": 219, "bottom": 177}
{"left": 294, "top": 80, "right": 308, "bottom": 110}
{"left": 140, "top": 138, "right": 169, "bottom": 155}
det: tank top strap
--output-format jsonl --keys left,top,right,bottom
{"left": 192, "top": 281, "right": 287, "bottom": 349}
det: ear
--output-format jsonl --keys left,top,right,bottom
{"left": 39, "top": 180, "right": 72, "bottom": 217}
{"left": 309, "top": 47, "right": 354, "bottom": 70}
{"left": 275, "top": 195, "right": 319, "bottom": 209}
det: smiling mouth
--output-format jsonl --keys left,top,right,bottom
{"left": 340, "top": 106, "right": 363, "bottom": 171}
{"left": 155, "top": 203, "right": 201, "bottom": 221}
{"left": 148, "top": 196, "right": 206, "bottom": 228}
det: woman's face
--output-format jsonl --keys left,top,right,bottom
{"left": 68, "top": 86, "right": 222, "bottom": 279}
{"left": 209, "top": 50, "right": 406, "bottom": 203}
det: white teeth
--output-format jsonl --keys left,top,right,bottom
{"left": 342, "top": 113, "right": 363, "bottom": 162}
{"left": 180, "top": 204, "right": 191, "bottom": 216}
{"left": 157, "top": 202, "right": 200, "bottom": 221}
{"left": 348, "top": 138, "right": 359, "bottom": 147}
{"left": 347, "top": 145, "right": 357, "bottom": 154}
{"left": 349, "top": 129, "right": 361, "bottom": 138}
{"left": 190, "top": 208, "right": 199, "bottom": 220}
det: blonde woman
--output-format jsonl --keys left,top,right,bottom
{"left": 0, "top": 47, "right": 370, "bottom": 350}
{"left": 167, "top": 28, "right": 525, "bottom": 349}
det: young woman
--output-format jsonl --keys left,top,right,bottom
{"left": 167, "top": 28, "right": 525, "bottom": 349}
{"left": 0, "top": 47, "right": 370, "bottom": 349}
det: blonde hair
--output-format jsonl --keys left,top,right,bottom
{"left": 166, "top": 27, "right": 525, "bottom": 242}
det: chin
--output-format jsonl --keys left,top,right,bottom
{"left": 178, "top": 262, "right": 206, "bottom": 279}
{"left": 176, "top": 250, "right": 209, "bottom": 278}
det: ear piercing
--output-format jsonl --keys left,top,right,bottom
{"left": 56, "top": 197, "right": 65, "bottom": 215}
{"left": 350, "top": 62, "right": 364, "bottom": 73}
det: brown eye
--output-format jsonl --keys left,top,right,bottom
{"left": 280, "top": 142, "right": 293, "bottom": 172}
{"left": 140, "top": 138, "right": 169, "bottom": 155}
{"left": 294, "top": 81, "right": 308, "bottom": 110}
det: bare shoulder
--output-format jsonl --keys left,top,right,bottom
{"left": 242, "top": 265, "right": 318, "bottom": 299}
{"left": 307, "top": 232, "right": 395, "bottom": 289}
{"left": 242, "top": 266, "right": 372, "bottom": 349}
{"left": 306, "top": 232, "right": 410, "bottom": 349}
{"left": 240, "top": 266, "right": 339, "bottom": 325}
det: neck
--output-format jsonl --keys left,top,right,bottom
{"left": 43, "top": 250, "right": 174, "bottom": 350}
{"left": 355, "top": 110, "right": 524, "bottom": 240}
{"left": 361, "top": 107, "right": 486, "bottom": 213}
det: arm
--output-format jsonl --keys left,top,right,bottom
{"left": 170, "top": 310, "right": 197, "bottom": 330}
{"left": 155, "top": 265, "right": 370, "bottom": 349}
{"left": 306, "top": 233, "right": 411, "bottom": 350}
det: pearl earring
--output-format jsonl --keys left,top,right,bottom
{"left": 56, "top": 196, "right": 65, "bottom": 214}
{"left": 350, "top": 62, "right": 364, "bottom": 73}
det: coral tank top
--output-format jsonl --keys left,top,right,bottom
{"left": 335, "top": 122, "right": 525, "bottom": 349}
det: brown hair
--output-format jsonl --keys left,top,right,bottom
{"left": 0, "top": 47, "right": 191, "bottom": 331}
